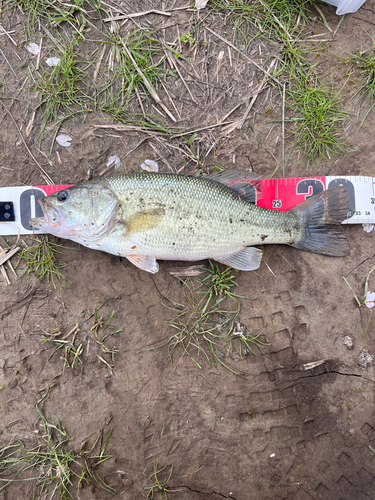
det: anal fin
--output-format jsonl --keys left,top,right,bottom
{"left": 127, "top": 255, "right": 159, "bottom": 274}
{"left": 215, "top": 247, "right": 262, "bottom": 271}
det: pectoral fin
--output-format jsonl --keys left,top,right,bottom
{"left": 126, "top": 255, "right": 159, "bottom": 274}
{"left": 215, "top": 246, "right": 262, "bottom": 271}
{"left": 122, "top": 208, "right": 165, "bottom": 234}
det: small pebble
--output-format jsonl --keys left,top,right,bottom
{"left": 342, "top": 335, "right": 354, "bottom": 350}
{"left": 357, "top": 349, "right": 374, "bottom": 371}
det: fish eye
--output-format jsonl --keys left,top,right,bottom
{"left": 57, "top": 190, "right": 69, "bottom": 202}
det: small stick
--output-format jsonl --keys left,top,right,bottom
{"left": 205, "top": 27, "right": 282, "bottom": 87}
{"left": 149, "top": 142, "right": 173, "bottom": 171}
{"left": 237, "top": 60, "right": 277, "bottom": 129}
{"left": 172, "top": 121, "right": 235, "bottom": 138}
{"left": 97, "top": 355, "right": 113, "bottom": 374}
{"left": 0, "top": 47, "right": 18, "bottom": 79}
{"left": 92, "top": 124, "right": 169, "bottom": 136}
{"left": 0, "top": 24, "right": 17, "bottom": 46}
{"left": 0, "top": 246, "right": 20, "bottom": 267}
{"left": 93, "top": 45, "right": 106, "bottom": 83}
{"left": 104, "top": 10, "right": 172, "bottom": 21}
{"left": 169, "top": 265, "right": 205, "bottom": 277}
{"left": 135, "top": 86, "right": 146, "bottom": 116}
{"left": 1, "top": 101, "right": 53, "bottom": 184}
{"left": 168, "top": 54, "right": 198, "bottom": 105}
{"left": 70, "top": 330, "right": 78, "bottom": 347}
{"left": 161, "top": 82, "right": 182, "bottom": 120}
{"left": 0, "top": 264, "right": 10, "bottom": 285}
{"left": 36, "top": 36, "right": 42, "bottom": 71}
{"left": 41, "top": 25, "right": 64, "bottom": 52}
{"left": 121, "top": 42, "right": 176, "bottom": 122}
{"left": 263, "top": 260, "right": 276, "bottom": 278}
{"left": 123, "top": 137, "right": 148, "bottom": 158}
{"left": 25, "top": 111, "right": 36, "bottom": 138}
{"left": 0, "top": 244, "right": 17, "bottom": 277}
{"left": 152, "top": 104, "right": 167, "bottom": 118}
{"left": 62, "top": 323, "right": 79, "bottom": 340}
{"left": 0, "top": 30, "right": 15, "bottom": 36}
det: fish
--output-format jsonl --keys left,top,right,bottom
{"left": 29, "top": 170, "right": 349, "bottom": 274}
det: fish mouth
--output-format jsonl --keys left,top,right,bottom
{"left": 29, "top": 216, "right": 46, "bottom": 228}
{"left": 29, "top": 198, "right": 61, "bottom": 229}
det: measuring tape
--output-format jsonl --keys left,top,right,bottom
{"left": 1, "top": 176, "right": 374, "bottom": 236}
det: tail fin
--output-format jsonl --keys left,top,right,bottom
{"left": 291, "top": 186, "right": 349, "bottom": 257}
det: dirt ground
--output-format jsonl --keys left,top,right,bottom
{"left": 1, "top": 1, "right": 375, "bottom": 499}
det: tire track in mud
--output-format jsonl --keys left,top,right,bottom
{"left": 1, "top": 249, "right": 375, "bottom": 500}
{"left": 138, "top": 252, "right": 375, "bottom": 500}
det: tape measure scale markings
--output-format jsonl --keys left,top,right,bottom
{"left": 256, "top": 176, "right": 375, "bottom": 224}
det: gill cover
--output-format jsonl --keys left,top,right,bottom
{"left": 30, "top": 183, "right": 119, "bottom": 241}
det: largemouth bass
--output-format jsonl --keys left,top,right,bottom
{"left": 29, "top": 170, "right": 349, "bottom": 273}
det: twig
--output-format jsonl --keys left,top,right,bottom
{"left": 149, "top": 142, "right": 173, "bottom": 171}
{"left": 121, "top": 42, "right": 176, "bottom": 122}
{"left": 93, "top": 45, "right": 106, "bottom": 83}
{"left": 0, "top": 24, "right": 17, "bottom": 46}
{"left": 0, "top": 265, "right": 10, "bottom": 285}
{"left": 0, "top": 243, "right": 17, "bottom": 278}
{"left": 165, "top": 50, "right": 198, "bottom": 105}
{"left": 0, "top": 47, "right": 18, "bottom": 79}
{"left": 104, "top": 10, "right": 171, "bottom": 21}
{"left": 263, "top": 260, "right": 276, "bottom": 278}
{"left": 237, "top": 59, "right": 277, "bottom": 129}
{"left": 91, "top": 124, "right": 169, "bottom": 136}
{"left": 25, "top": 111, "right": 36, "bottom": 138}
{"left": 135, "top": 86, "right": 146, "bottom": 116}
{"left": 62, "top": 323, "right": 79, "bottom": 340}
{"left": 205, "top": 27, "right": 282, "bottom": 87}
{"left": 92, "top": 121, "right": 235, "bottom": 137}
{"left": 169, "top": 265, "right": 205, "bottom": 277}
{"left": 172, "top": 121, "right": 235, "bottom": 138}
{"left": 0, "top": 246, "right": 20, "bottom": 267}
{"left": 161, "top": 82, "right": 182, "bottom": 120}
{"left": 97, "top": 355, "right": 113, "bottom": 374}
{"left": 36, "top": 36, "right": 43, "bottom": 71}
{"left": 123, "top": 138, "right": 148, "bottom": 158}
{"left": 1, "top": 101, "right": 53, "bottom": 184}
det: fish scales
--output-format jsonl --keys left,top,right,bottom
{"left": 29, "top": 170, "right": 349, "bottom": 274}
{"left": 105, "top": 172, "right": 301, "bottom": 260}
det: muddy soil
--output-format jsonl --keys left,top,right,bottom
{"left": 1, "top": 1, "right": 375, "bottom": 499}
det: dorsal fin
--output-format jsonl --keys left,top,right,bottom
{"left": 205, "top": 170, "right": 261, "bottom": 204}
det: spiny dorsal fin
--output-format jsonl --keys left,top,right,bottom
{"left": 205, "top": 170, "right": 261, "bottom": 204}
